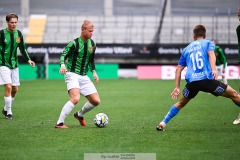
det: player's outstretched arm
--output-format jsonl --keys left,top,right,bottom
{"left": 171, "top": 65, "right": 184, "bottom": 100}
{"left": 208, "top": 50, "right": 217, "bottom": 79}
{"left": 92, "top": 71, "right": 99, "bottom": 83}
{"left": 28, "top": 60, "right": 35, "bottom": 68}
{"left": 59, "top": 64, "right": 68, "bottom": 74}
{"left": 171, "top": 88, "right": 180, "bottom": 100}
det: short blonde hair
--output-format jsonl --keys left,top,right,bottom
{"left": 81, "top": 20, "right": 94, "bottom": 30}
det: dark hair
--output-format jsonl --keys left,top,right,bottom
{"left": 6, "top": 13, "right": 18, "bottom": 22}
{"left": 193, "top": 25, "right": 206, "bottom": 39}
{"left": 211, "top": 39, "right": 217, "bottom": 44}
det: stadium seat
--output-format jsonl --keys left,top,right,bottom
{"left": 26, "top": 14, "right": 47, "bottom": 44}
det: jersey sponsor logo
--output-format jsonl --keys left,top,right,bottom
{"left": 192, "top": 71, "right": 206, "bottom": 78}
{"left": 214, "top": 86, "right": 225, "bottom": 95}
{"left": 16, "top": 37, "right": 20, "bottom": 43}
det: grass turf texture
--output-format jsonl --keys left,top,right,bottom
{"left": 0, "top": 79, "right": 239, "bottom": 160}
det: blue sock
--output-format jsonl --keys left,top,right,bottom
{"left": 162, "top": 106, "right": 180, "bottom": 124}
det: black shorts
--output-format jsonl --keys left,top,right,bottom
{"left": 183, "top": 79, "right": 228, "bottom": 99}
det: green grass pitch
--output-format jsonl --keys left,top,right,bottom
{"left": 0, "top": 79, "right": 239, "bottom": 160}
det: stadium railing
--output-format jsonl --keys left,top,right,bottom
{"left": 0, "top": 14, "right": 238, "bottom": 44}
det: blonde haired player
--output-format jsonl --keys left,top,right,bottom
{"left": 55, "top": 20, "right": 100, "bottom": 128}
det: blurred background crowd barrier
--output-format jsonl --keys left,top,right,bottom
{"left": 1, "top": 0, "right": 240, "bottom": 79}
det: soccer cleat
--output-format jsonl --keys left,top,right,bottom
{"left": 5, "top": 114, "right": 13, "bottom": 120}
{"left": 233, "top": 113, "right": 240, "bottom": 125}
{"left": 55, "top": 123, "right": 68, "bottom": 128}
{"left": 74, "top": 112, "right": 87, "bottom": 126}
{"left": 2, "top": 109, "right": 7, "bottom": 116}
{"left": 156, "top": 124, "right": 165, "bottom": 131}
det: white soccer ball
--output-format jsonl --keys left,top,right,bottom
{"left": 94, "top": 113, "right": 109, "bottom": 128}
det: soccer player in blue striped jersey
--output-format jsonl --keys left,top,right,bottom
{"left": 55, "top": 20, "right": 100, "bottom": 128}
{"left": 156, "top": 24, "right": 240, "bottom": 131}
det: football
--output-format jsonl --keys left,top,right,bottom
{"left": 94, "top": 113, "right": 109, "bottom": 128}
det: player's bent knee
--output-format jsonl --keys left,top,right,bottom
{"left": 93, "top": 99, "right": 100, "bottom": 106}
{"left": 12, "top": 87, "right": 18, "bottom": 94}
{"left": 174, "top": 102, "right": 185, "bottom": 109}
{"left": 71, "top": 97, "right": 80, "bottom": 105}
{"left": 5, "top": 85, "right": 12, "bottom": 91}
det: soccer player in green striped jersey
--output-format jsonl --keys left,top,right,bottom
{"left": 233, "top": 8, "right": 240, "bottom": 124}
{"left": 0, "top": 13, "right": 35, "bottom": 120}
{"left": 55, "top": 20, "right": 100, "bottom": 128}
{"left": 237, "top": 8, "right": 240, "bottom": 65}
{"left": 212, "top": 39, "right": 227, "bottom": 84}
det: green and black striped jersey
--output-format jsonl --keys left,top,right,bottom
{"left": 60, "top": 37, "right": 96, "bottom": 75}
{"left": 214, "top": 45, "right": 227, "bottom": 68}
{"left": 0, "top": 28, "right": 31, "bottom": 69}
{"left": 237, "top": 25, "right": 240, "bottom": 64}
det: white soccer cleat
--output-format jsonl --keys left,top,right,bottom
{"left": 233, "top": 113, "right": 240, "bottom": 125}
{"left": 156, "top": 122, "right": 166, "bottom": 131}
